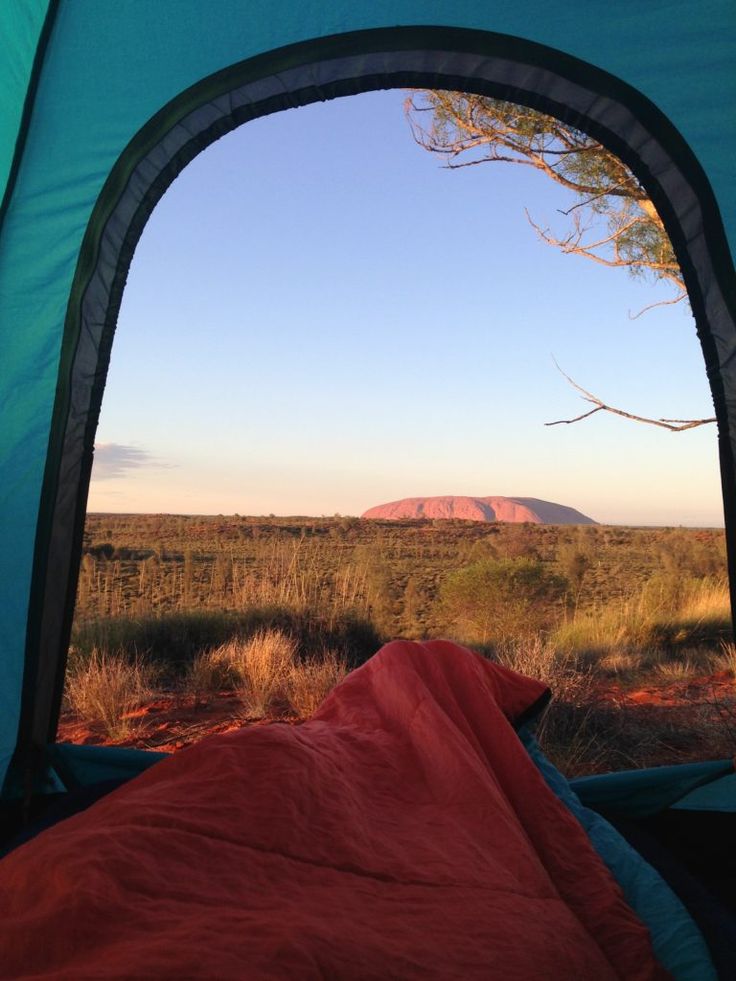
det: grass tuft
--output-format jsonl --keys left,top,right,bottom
{"left": 597, "top": 651, "right": 639, "bottom": 676}
{"left": 64, "top": 648, "right": 156, "bottom": 740}
{"left": 287, "top": 652, "right": 348, "bottom": 718}
{"left": 186, "top": 647, "right": 240, "bottom": 696}
{"left": 655, "top": 658, "right": 697, "bottom": 680}
{"left": 495, "top": 635, "right": 579, "bottom": 694}
{"left": 203, "top": 630, "right": 297, "bottom": 718}
{"left": 716, "top": 641, "right": 736, "bottom": 676}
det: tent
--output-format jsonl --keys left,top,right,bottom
{"left": 1, "top": 0, "right": 735, "bottom": 932}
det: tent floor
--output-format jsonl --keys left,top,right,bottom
{"left": 0, "top": 779, "right": 126, "bottom": 859}
{"left": 609, "top": 810, "right": 736, "bottom": 978}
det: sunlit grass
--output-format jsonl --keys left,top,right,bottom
{"left": 64, "top": 649, "right": 156, "bottom": 740}
{"left": 286, "top": 651, "right": 348, "bottom": 718}
{"left": 199, "top": 630, "right": 296, "bottom": 718}
{"left": 553, "top": 575, "right": 731, "bottom": 662}
{"left": 189, "top": 633, "right": 349, "bottom": 718}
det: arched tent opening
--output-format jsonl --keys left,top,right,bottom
{"left": 2, "top": 10, "right": 736, "bottom": 975}
{"left": 9, "top": 26, "right": 736, "bottom": 798}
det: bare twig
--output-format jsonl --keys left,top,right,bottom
{"left": 628, "top": 290, "right": 688, "bottom": 319}
{"left": 556, "top": 178, "right": 633, "bottom": 216}
{"left": 546, "top": 360, "right": 716, "bottom": 431}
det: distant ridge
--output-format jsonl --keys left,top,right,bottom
{"left": 361, "top": 496, "right": 596, "bottom": 525}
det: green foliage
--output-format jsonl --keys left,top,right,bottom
{"left": 440, "top": 556, "right": 568, "bottom": 644}
{"left": 556, "top": 539, "right": 595, "bottom": 594}
{"left": 75, "top": 515, "right": 727, "bottom": 638}
{"left": 73, "top": 515, "right": 728, "bottom": 675}
{"left": 407, "top": 91, "right": 682, "bottom": 295}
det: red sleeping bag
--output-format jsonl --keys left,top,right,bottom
{"left": 0, "top": 640, "right": 668, "bottom": 979}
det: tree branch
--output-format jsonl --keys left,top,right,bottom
{"left": 628, "top": 288, "right": 689, "bottom": 319}
{"left": 525, "top": 210, "right": 685, "bottom": 305}
{"left": 546, "top": 361, "right": 716, "bottom": 431}
{"left": 405, "top": 92, "right": 707, "bottom": 429}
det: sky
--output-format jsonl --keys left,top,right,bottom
{"left": 88, "top": 89, "right": 723, "bottom": 527}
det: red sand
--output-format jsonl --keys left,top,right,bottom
{"left": 589, "top": 670, "right": 735, "bottom": 765}
{"left": 56, "top": 670, "right": 734, "bottom": 766}
{"left": 57, "top": 691, "right": 302, "bottom": 754}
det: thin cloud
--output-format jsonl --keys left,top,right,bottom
{"left": 92, "top": 443, "right": 173, "bottom": 480}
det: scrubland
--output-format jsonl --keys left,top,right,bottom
{"left": 64, "top": 514, "right": 735, "bottom": 774}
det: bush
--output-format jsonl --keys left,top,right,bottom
{"left": 440, "top": 557, "right": 568, "bottom": 644}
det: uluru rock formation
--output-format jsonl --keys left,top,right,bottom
{"left": 361, "top": 496, "right": 596, "bottom": 525}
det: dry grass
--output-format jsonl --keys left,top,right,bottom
{"left": 202, "top": 630, "right": 297, "bottom": 718}
{"left": 554, "top": 575, "right": 731, "bottom": 663}
{"left": 715, "top": 640, "right": 736, "bottom": 676}
{"left": 492, "top": 636, "right": 657, "bottom": 775}
{"left": 495, "top": 635, "right": 580, "bottom": 694}
{"left": 191, "top": 633, "right": 349, "bottom": 718}
{"left": 64, "top": 649, "right": 156, "bottom": 740}
{"left": 537, "top": 703, "right": 614, "bottom": 775}
{"left": 287, "top": 652, "right": 348, "bottom": 718}
{"left": 655, "top": 658, "right": 698, "bottom": 680}
{"left": 597, "top": 651, "right": 639, "bottom": 676}
{"left": 678, "top": 578, "right": 731, "bottom": 622}
{"left": 186, "top": 647, "right": 240, "bottom": 697}
{"left": 67, "top": 516, "right": 732, "bottom": 768}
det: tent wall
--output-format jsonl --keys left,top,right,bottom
{"left": 0, "top": 1, "right": 52, "bottom": 201}
{"left": 1, "top": 1, "right": 735, "bottom": 793}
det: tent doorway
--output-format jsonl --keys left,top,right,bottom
{"left": 9, "top": 27, "right": 736, "bottom": 797}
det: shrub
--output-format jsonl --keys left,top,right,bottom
{"left": 440, "top": 557, "right": 568, "bottom": 644}
{"left": 556, "top": 542, "right": 593, "bottom": 594}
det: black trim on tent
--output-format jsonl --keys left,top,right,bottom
{"left": 8, "top": 26, "right": 736, "bottom": 793}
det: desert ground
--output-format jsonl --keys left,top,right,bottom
{"left": 61, "top": 514, "right": 735, "bottom": 775}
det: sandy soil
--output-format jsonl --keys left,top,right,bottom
{"left": 56, "top": 672, "right": 735, "bottom": 767}
{"left": 590, "top": 670, "right": 735, "bottom": 765}
{"left": 57, "top": 691, "right": 303, "bottom": 755}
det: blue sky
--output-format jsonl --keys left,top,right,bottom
{"left": 88, "top": 89, "right": 722, "bottom": 526}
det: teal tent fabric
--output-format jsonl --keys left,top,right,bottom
{"left": 521, "top": 729, "right": 717, "bottom": 981}
{"left": 671, "top": 771, "right": 736, "bottom": 813}
{"left": 0, "top": 0, "right": 51, "bottom": 200}
{"left": 48, "top": 743, "right": 168, "bottom": 791}
{"left": 1, "top": 2, "right": 735, "bottom": 793}
{"left": 571, "top": 760, "right": 736, "bottom": 820}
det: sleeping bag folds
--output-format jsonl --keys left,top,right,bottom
{"left": 0, "top": 641, "right": 719, "bottom": 978}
